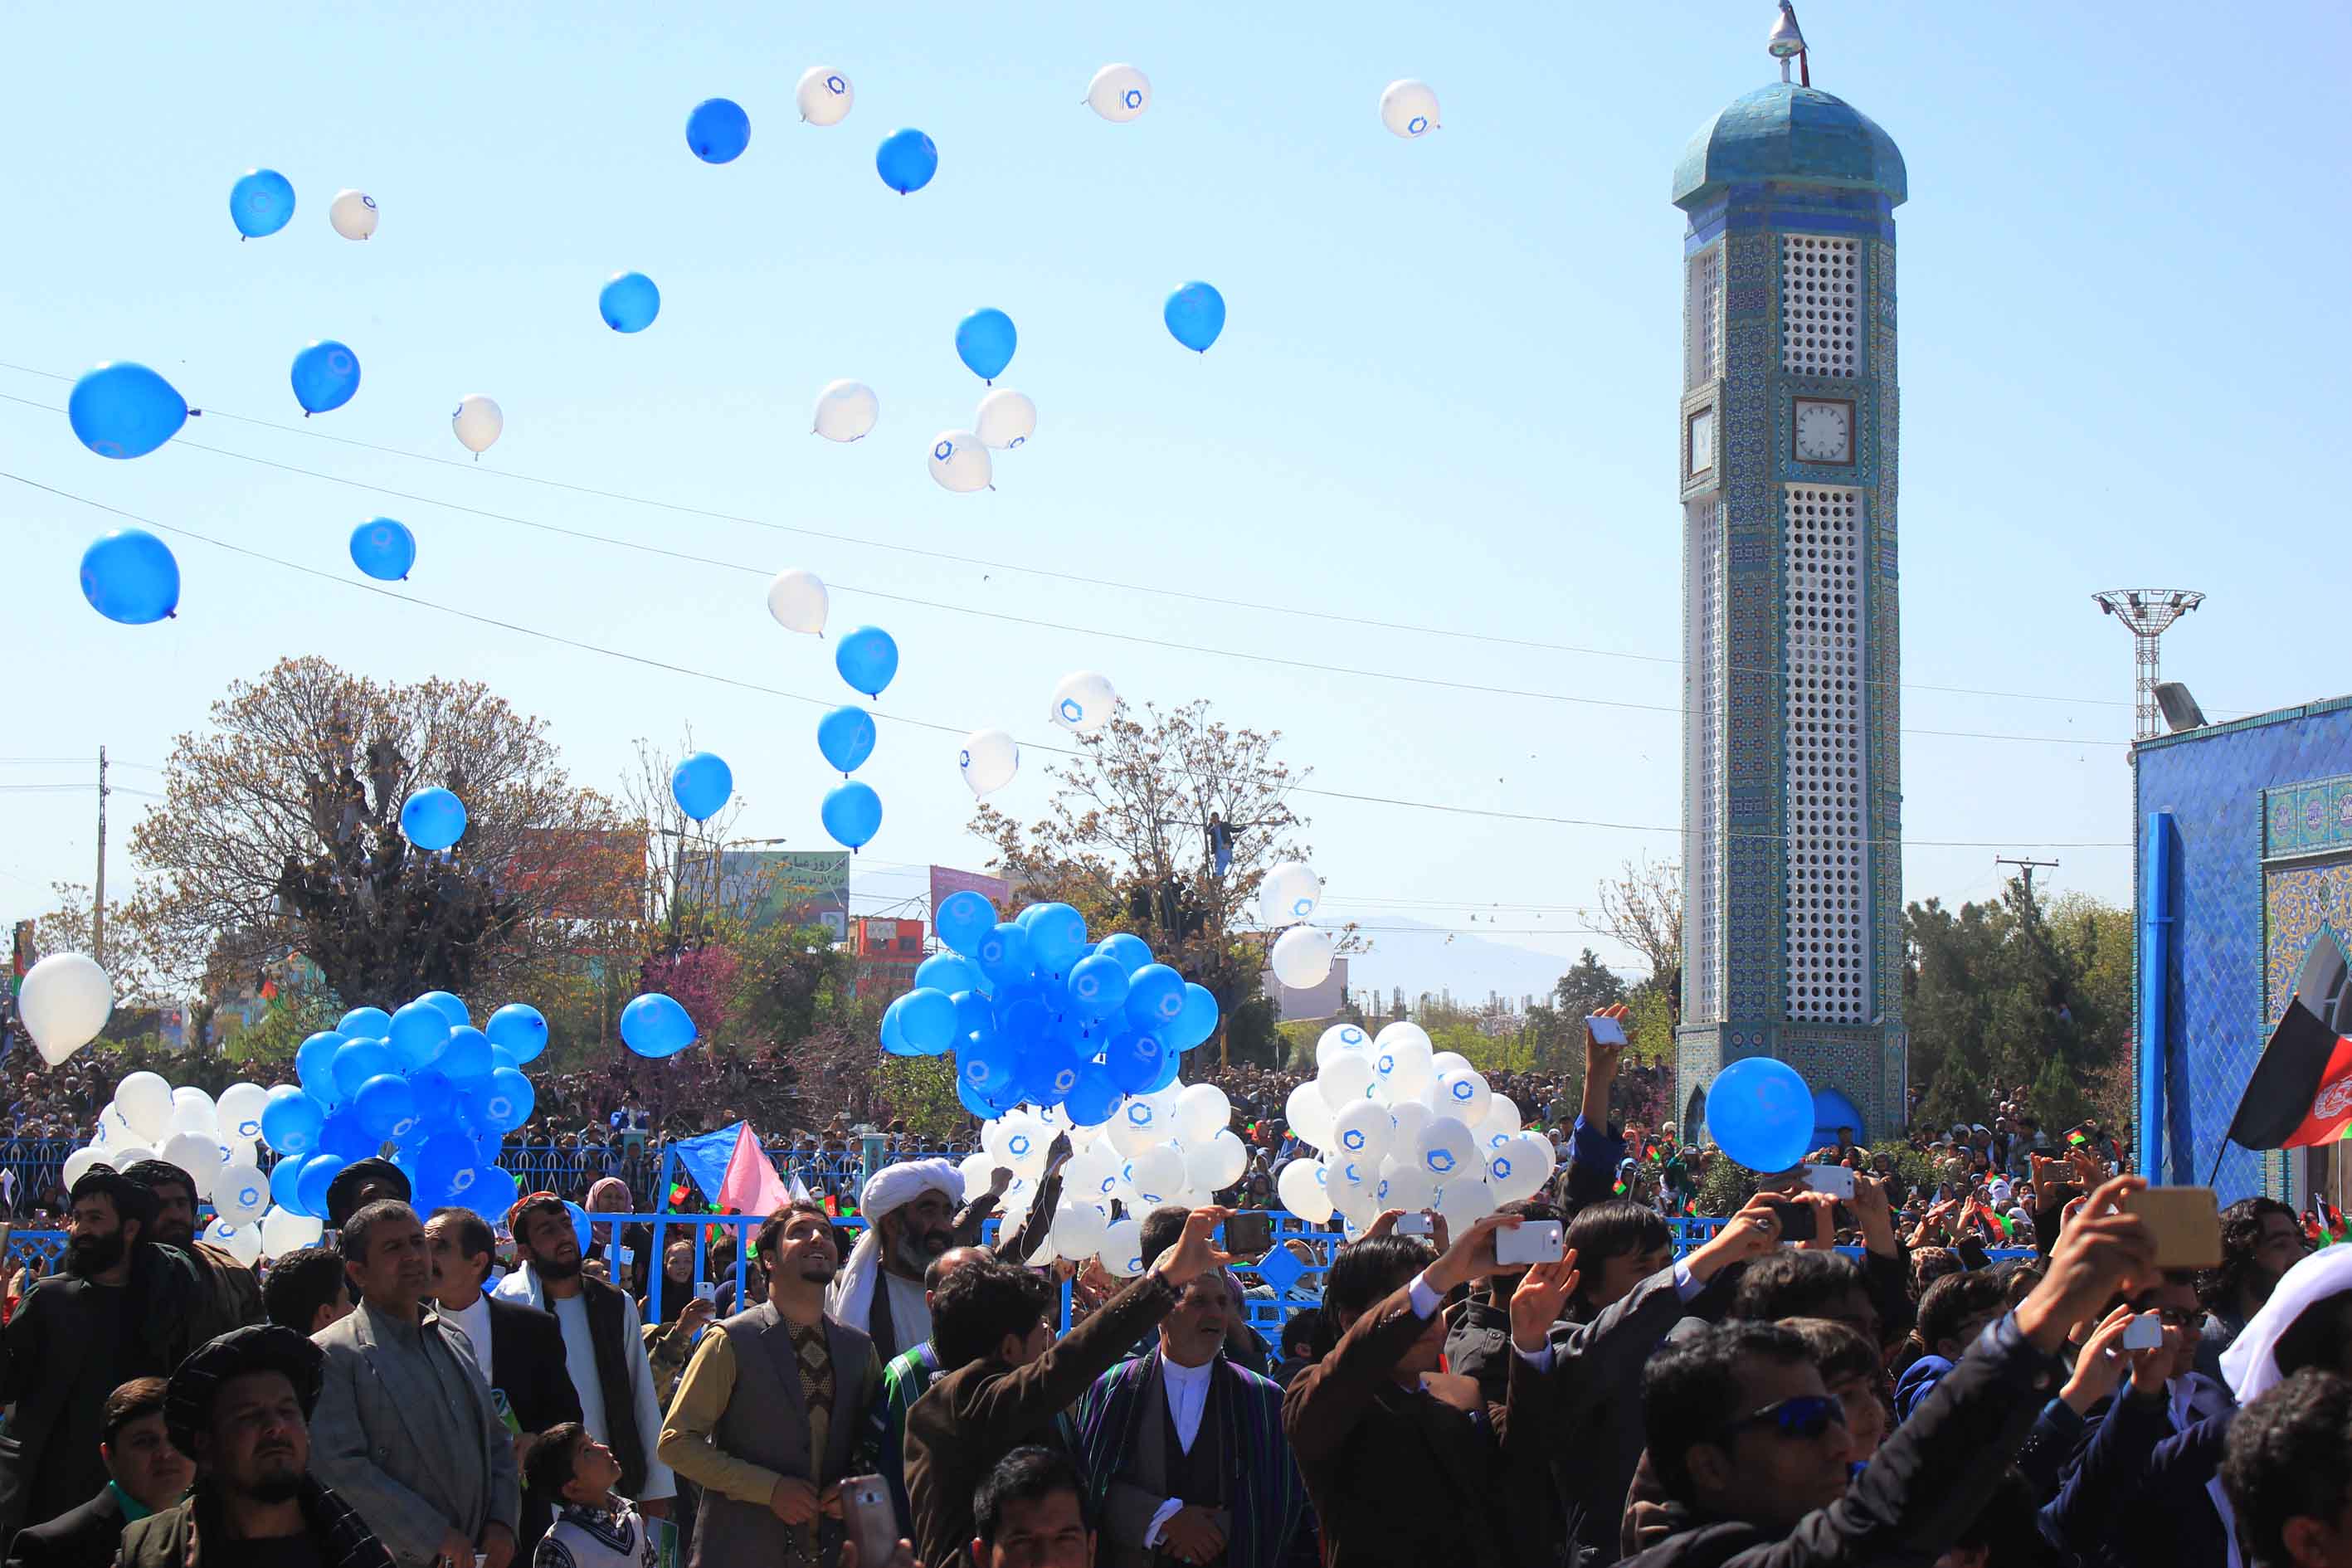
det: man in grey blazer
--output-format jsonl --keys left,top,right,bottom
{"left": 308, "top": 1200, "right": 521, "bottom": 1568}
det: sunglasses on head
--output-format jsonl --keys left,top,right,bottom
{"left": 1716, "top": 1394, "right": 1848, "bottom": 1445}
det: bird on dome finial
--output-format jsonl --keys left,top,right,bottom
{"left": 1768, "top": 1, "right": 1810, "bottom": 85}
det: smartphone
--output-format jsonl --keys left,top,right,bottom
{"left": 1804, "top": 1163, "right": 1856, "bottom": 1199}
{"left": 2121, "top": 1311, "right": 2165, "bottom": 1352}
{"left": 839, "top": 1473, "right": 898, "bottom": 1568}
{"left": 1494, "top": 1219, "right": 1565, "bottom": 1266}
{"left": 1586, "top": 1014, "right": 1629, "bottom": 1045}
{"left": 1223, "top": 1212, "right": 1273, "bottom": 1258}
{"left": 1395, "top": 1212, "right": 1433, "bottom": 1238}
{"left": 2122, "top": 1186, "right": 2223, "bottom": 1270}
{"left": 1760, "top": 1195, "right": 1821, "bottom": 1244}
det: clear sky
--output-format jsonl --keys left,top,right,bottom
{"left": 2, "top": 1, "right": 2346, "bottom": 996}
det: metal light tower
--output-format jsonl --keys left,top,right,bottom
{"left": 2092, "top": 589, "right": 2205, "bottom": 742}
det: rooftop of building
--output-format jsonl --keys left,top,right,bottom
{"left": 1673, "top": 81, "right": 1907, "bottom": 209}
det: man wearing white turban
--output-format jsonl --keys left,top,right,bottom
{"left": 828, "top": 1160, "right": 967, "bottom": 1364}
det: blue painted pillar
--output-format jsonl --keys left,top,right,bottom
{"left": 2139, "top": 813, "right": 2174, "bottom": 1182}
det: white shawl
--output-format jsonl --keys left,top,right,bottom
{"left": 825, "top": 1158, "right": 965, "bottom": 1333}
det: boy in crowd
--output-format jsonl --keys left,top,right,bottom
{"left": 523, "top": 1423, "right": 658, "bottom": 1568}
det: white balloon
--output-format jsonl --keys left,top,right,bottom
{"left": 61, "top": 1146, "right": 105, "bottom": 1189}
{"left": 1317, "top": 1053, "right": 1376, "bottom": 1109}
{"left": 1372, "top": 1024, "right": 1435, "bottom": 1102}
{"left": 813, "top": 380, "right": 878, "bottom": 442}
{"left": 1330, "top": 1155, "right": 1381, "bottom": 1224}
{"left": 1415, "top": 1115, "right": 1478, "bottom": 1184}
{"left": 929, "top": 430, "right": 991, "bottom": 493}
{"left": 1049, "top": 671, "right": 1120, "bottom": 735}
{"left": 259, "top": 1205, "right": 325, "bottom": 1258}
{"left": 1315, "top": 1023, "right": 1371, "bottom": 1069}
{"left": 1376, "top": 1157, "right": 1434, "bottom": 1215}
{"left": 1434, "top": 1066, "right": 1493, "bottom": 1126}
{"left": 959, "top": 1152, "right": 998, "bottom": 1196}
{"left": 1174, "top": 1083, "right": 1231, "bottom": 1147}
{"left": 796, "top": 66, "right": 855, "bottom": 125}
{"left": 160, "top": 1131, "right": 220, "bottom": 1198}
{"left": 329, "top": 188, "right": 379, "bottom": 240}
{"left": 1278, "top": 1157, "right": 1332, "bottom": 1223}
{"left": 20, "top": 954, "right": 112, "bottom": 1065}
{"left": 1086, "top": 63, "right": 1152, "bottom": 122}
{"left": 1108, "top": 1092, "right": 1171, "bottom": 1157}
{"left": 959, "top": 728, "right": 1020, "bottom": 797}
{"left": 1331, "top": 1098, "right": 1394, "bottom": 1169}
{"left": 217, "top": 1137, "right": 255, "bottom": 1174}
{"left": 1434, "top": 1173, "right": 1496, "bottom": 1228}
{"left": 1380, "top": 79, "right": 1441, "bottom": 139}
{"left": 171, "top": 1087, "right": 219, "bottom": 1134}
{"left": 1051, "top": 1198, "right": 1110, "bottom": 1261}
{"left": 205, "top": 1216, "right": 265, "bottom": 1268}
{"left": 1488, "top": 1131, "right": 1556, "bottom": 1205}
{"left": 1269, "top": 927, "right": 1335, "bottom": 990}
{"left": 1187, "top": 1129, "right": 1248, "bottom": 1192}
{"left": 999, "top": 1113, "right": 1052, "bottom": 1178}
{"left": 1125, "top": 1142, "right": 1186, "bottom": 1208}
{"left": 1476, "top": 1095, "right": 1522, "bottom": 1153}
{"left": 453, "top": 394, "right": 503, "bottom": 455}
{"left": 973, "top": 389, "right": 1036, "bottom": 450}
{"left": 217, "top": 1082, "right": 271, "bottom": 1143}
{"left": 1430, "top": 1051, "right": 1473, "bottom": 1079}
{"left": 1387, "top": 1098, "right": 1431, "bottom": 1153}
{"left": 1257, "top": 861, "right": 1322, "bottom": 928}
{"left": 217, "top": 1162, "right": 270, "bottom": 1223}
{"left": 1100, "top": 1217, "right": 1147, "bottom": 1278}
{"left": 767, "top": 568, "right": 830, "bottom": 635}
{"left": 1283, "top": 1081, "right": 1336, "bottom": 1151}
{"left": 115, "top": 1072, "right": 174, "bottom": 1142}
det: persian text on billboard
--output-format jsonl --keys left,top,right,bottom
{"left": 687, "top": 850, "right": 851, "bottom": 933}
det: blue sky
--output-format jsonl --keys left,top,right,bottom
{"left": 2, "top": 1, "right": 2346, "bottom": 997}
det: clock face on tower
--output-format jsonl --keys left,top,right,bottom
{"left": 1794, "top": 397, "right": 1854, "bottom": 464}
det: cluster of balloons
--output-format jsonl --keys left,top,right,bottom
{"left": 1258, "top": 860, "right": 1337, "bottom": 991}
{"left": 681, "top": 82, "right": 925, "bottom": 195}
{"left": 1275, "top": 1020, "right": 1556, "bottom": 1236}
{"left": 227, "top": 170, "right": 380, "bottom": 241}
{"left": 62, "top": 1069, "right": 313, "bottom": 1264}
{"left": 1703, "top": 1056, "right": 1816, "bottom": 1175}
{"left": 822, "top": 626, "right": 897, "bottom": 849}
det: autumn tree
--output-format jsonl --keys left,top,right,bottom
{"left": 1595, "top": 856, "right": 1683, "bottom": 1017}
{"left": 27, "top": 881, "right": 173, "bottom": 1003}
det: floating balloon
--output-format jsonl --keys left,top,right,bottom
{"left": 797, "top": 66, "right": 854, "bottom": 124}
{"left": 290, "top": 340, "right": 361, "bottom": 416}
{"left": 1707, "top": 1057, "right": 1816, "bottom": 1174}
{"left": 259, "top": 1085, "right": 324, "bottom": 1157}
{"left": 348, "top": 518, "right": 416, "bottom": 581}
{"left": 1095, "top": 933, "right": 1153, "bottom": 976}
{"left": 835, "top": 626, "right": 899, "bottom": 696}
{"left": 1332, "top": 1098, "right": 1394, "bottom": 1167}
{"left": 767, "top": 568, "right": 829, "bottom": 634}
{"left": 975, "top": 922, "right": 1035, "bottom": 991}
{"left": 812, "top": 382, "right": 878, "bottom": 443}
{"left": 434, "top": 1025, "right": 494, "bottom": 1083}
{"left": 353, "top": 1074, "right": 420, "bottom": 1142}
{"left": 671, "top": 751, "right": 734, "bottom": 821}
{"left": 974, "top": 389, "right": 1036, "bottom": 450}
{"left": 69, "top": 363, "right": 188, "bottom": 460}
{"left": 114, "top": 1071, "right": 173, "bottom": 1141}
{"left": 1124, "top": 964, "right": 1185, "bottom": 1030}
{"left": 1167, "top": 983, "right": 1220, "bottom": 1050}
{"left": 1064, "top": 1063, "right": 1122, "bottom": 1127}
{"left": 338, "top": 1006, "right": 392, "bottom": 1040}
{"left": 1257, "top": 861, "right": 1322, "bottom": 928}
{"left": 294, "top": 1155, "right": 348, "bottom": 1219}
{"left": 485, "top": 1004, "right": 548, "bottom": 1064}
{"left": 1380, "top": 79, "right": 1441, "bottom": 138}
{"left": 330, "top": 1038, "right": 396, "bottom": 1102}
{"left": 687, "top": 98, "right": 751, "bottom": 163}
{"left": 452, "top": 394, "right": 503, "bottom": 455}
{"left": 229, "top": 168, "right": 295, "bottom": 237}
{"left": 261, "top": 1205, "right": 325, "bottom": 1258}
{"left": 473, "top": 1067, "right": 534, "bottom": 1132}
{"left": 1376, "top": 1158, "right": 1434, "bottom": 1216}
{"left": 1488, "top": 1131, "right": 1556, "bottom": 1204}
{"left": 18, "top": 953, "right": 112, "bottom": 1065}
{"left": 928, "top": 431, "right": 991, "bottom": 494}
{"left": 1189, "top": 1129, "right": 1248, "bottom": 1192}
{"left": 329, "top": 188, "right": 379, "bottom": 240}
{"left": 1434, "top": 1065, "right": 1493, "bottom": 1125}
{"left": 158, "top": 1131, "right": 218, "bottom": 1198}
{"left": 1068, "top": 952, "right": 1132, "bottom": 1022}
{"left": 400, "top": 787, "right": 467, "bottom": 851}
{"left": 387, "top": 1001, "right": 450, "bottom": 1069}
{"left": 1174, "top": 1083, "right": 1231, "bottom": 1146}
{"left": 1049, "top": 671, "right": 1119, "bottom": 734}
{"left": 1024, "top": 903, "right": 1090, "bottom": 976}
{"left": 956, "top": 309, "right": 1017, "bottom": 383}
{"left": 958, "top": 728, "right": 1019, "bottom": 796}
{"left": 621, "top": 991, "right": 697, "bottom": 1057}
{"left": 821, "top": 781, "right": 883, "bottom": 850}
{"left": 599, "top": 271, "right": 660, "bottom": 333}
{"left": 1316, "top": 1022, "right": 1370, "bottom": 1069}
{"left": 419, "top": 990, "right": 470, "bottom": 1028}
{"left": 172, "top": 1087, "right": 219, "bottom": 1132}
{"left": 1101, "top": 1216, "right": 1146, "bottom": 1278}
{"left": 216, "top": 1081, "right": 270, "bottom": 1142}
{"left": 816, "top": 705, "right": 877, "bottom": 774}
{"left": 1103, "top": 1030, "right": 1164, "bottom": 1094}
{"left": 295, "top": 1033, "right": 347, "bottom": 1106}
{"left": 1164, "top": 281, "right": 1225, "bottom": 353}
{"left": 207, "top": 1215, "right": 265, "bottom": 1266}
{"left": 936, "top": 891, "right": 997, "bottom": 957}
{"left": 1434, "top": 1171, "right": 1497, "bottom": 1228}
{"left": 80, "top": 528, "right": 180, "bottom": 624}
{"left": 1415, "top": 1115, "right": 1478, "bottom": 1182}
{"left": 876, "top": 129, "right": 938, "bottom": 193}
{"left": 1285, "top": 1080, "right": 1337, "bottom": 1149}
{"left": 1086, "top": 64, "right": 1151, "bottom": 122}
{"left": 1269, "top": 926, "right": 1335, "bottom": 990}
{"left": 1125, "top": 1144, "right": 1185, "bottom": 1208}
{"left": 1319, "top": 1052, "right": 1376, "bottom": 1109}
{"left": 916, "top": 954, "right": 985, "bottom": 999}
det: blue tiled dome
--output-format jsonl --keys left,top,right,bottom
{"left": 1672, "top": 83, "right": 1906, "bottom": 208}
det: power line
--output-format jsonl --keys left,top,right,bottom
{"left": 2, "top": 469, "right": 2131, "bottom": 851}
{"left": 0, "top": 364, "right": 2148, "bottom": 713}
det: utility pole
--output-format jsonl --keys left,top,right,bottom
{"left": 1994, "top": 855, "right": 2058, "bottom": 903}
{"left": 93, "top": 747, "right": 109, "bottom": 967}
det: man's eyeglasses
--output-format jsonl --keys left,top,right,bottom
{"left": 1715, "top": 1394, "right": 1848, "bottom": 1445}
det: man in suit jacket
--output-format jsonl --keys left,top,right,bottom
{"left": 424, "top": 1208, "right": 582, "bottom": 1558}
{"left": 4, "top": 1377, "right": 192, "bottom": 1568}
{"left": 308, "top": 1201, "right": 521, "bottom": 1568}
{"left": 1072, "top": 1265, "right": 1307, "bottom": 1568}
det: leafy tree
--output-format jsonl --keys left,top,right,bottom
{"left": 1551, "top": 948, "right": 1627, "bottom": 1019}
{"left": 874, "top": 1056, "right": 964, "bottom": 1142}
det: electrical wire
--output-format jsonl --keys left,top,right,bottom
{"left": 1, "top": 469, "right": 2132, "bottom": 850}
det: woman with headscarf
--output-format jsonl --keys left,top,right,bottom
{"left": 582, "top": 1176, "right": 653, "bottom": 1302}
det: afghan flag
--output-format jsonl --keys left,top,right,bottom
{"left": 2225, "top": 996, "right": 2352, "bottom": 1151}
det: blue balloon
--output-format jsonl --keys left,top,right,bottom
{"left": 1064, "top": 1062, "right": 1122, "bottom": 1127}
{"left": 834, "top": 626, "right": 899, "bottom": 698}
{"left": 1104, "top": 1030, "right": 1165, "bottom": 1093}
{"left": 916, "top": 952, "right": 985, "bottom": 997}
{"left": 1706, "top": 1057, "right": 1816, "bottom": 1174}
{"left": 487, "top": 1043, "right": 518, "bottom": 1074}
{"left": 348, "top": 518, "right": 416, "bottom": 581}
{"left": 997, "top": 996, "right": 1052, "bottom": 1048}
{"left": 816, "top": 705, "right": 877, "bottom": 775}
{"left": 875, "top": 129, "right": 938, "bottom": 193}
{"left": 1068, "top": 952, "right": 1132, "bottom": 1022}
{"left": 469, "top": 1165, "right": 520, "bottom": 1222}
{"left": 974, "top": 922, "right": 1035, "bottom": 990}
{"left": 332, "top": 1038, "right": 398, "bottom": 1102}
{"left": 259, "top": 1085, "right": 326, "bottom": 1157}
{"left": 957, "top": 1042, "right": 1014, "bottom": 1098}
{"left": 951, "top": 988, "right": 997, "bottom": 1040}
{"left": 471, "top": 1067, "right": 535, "bottom": 1133}
{"left": 295, "top": 1030, "right": 348, "bottom": 1101}
{"left": 406, "top": 1069, "right": 460, "bottom": 1129}
{"left": 599, "top": 271, "right": 660, "bottom": 333}
{"left": 418, "top": 990, "right": 470, "bottom": 1028}
{"left": 562, "top": 1200, "right": 593, "bottom": 1253}
{"left": 1094, "top": 933, "right": 1153, "bottom": 976}
{"left": 955, "top": 309, "right": 1017, "bottom": 382}
{"left": 935, "top": 891, "right": 998, "bottom": 958}
{"left": 229, "top": 168, "right": 295, "bottom": 237}
{"left": 388, "top": 1001, "right": 451, "bottom": 1070}
{"left": 1169, "top": 983, "right": 1220, "bottom": 1050}
{"left": 295, "top": 1153, "right": 348, "bottom": 1216}
{"left": 318, "top": 1109, "right": 378, "bottom": 1161}
{"left": 879, "top": 996, "right": 915, "bottom": 1055}
{"left": 414, "top": 1129, "right": 482, "bottom": 1207}
{"left": 434, "top": 1025, "right": 494, "bottom": 1083}
{"left": 79, "top": 528, "right": 180, "bottom": 625}
{"left": 1164, "top": 281, "right": 1227, "bottom": 353}
{"left": 671, "top": 751, "right": 733, "bottom": 821}
{"left": 1025, "top": 903, "right": 1090, "bottom": 976}
{"left": 485, "top": 1004, "right": 548, "bottom": 1064}
{"left": 270, "top": 1152, "right": 311, "bottom": 1216}
{"left": 1143, "top": 1042, "right": 1183, "bottom": 1093}
{"left": 290, "top": 339, "right": 362, "bottom": 415}
{"left": 401, "top": 787, "right": 467, "bottom": 851}
{"left": 68, "top": 363, "right": 188, "bottom": 460}
{"left": 898, "top": 988, "right": 959, "bottom": 1054}
{"left": 821, "top": 781, "right": 883, "bottom": 851}
{"left": 353, "top": 1074, "right": 421, "bottom": 1142}
{"left": 621, "top": 991, "right": 698, "bottom": 1058}
{"left": 1124, "top": 964, "right": 1186, "bottom": 1030}
{"left": 686, "top": 98, "right": 751, "bottom": 163}
{"left": 957, "top": 1069, "right": 1015, "bottom": 1122}
{"left": 338, "top": 1007, "right": 392, "bottom": 1040}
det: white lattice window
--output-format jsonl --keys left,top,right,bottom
{"left": 1781, "top": 486, "right": 1867, "bottom": 1022}
{"left": 1683, "top": 499, "right": 1726, "bottom": 1022}
{"left": 1780, "top": 235, "right": 1858, "bottom": 377}
{"left": 1686, "top": 247, "right": 1722, "bottom": 389}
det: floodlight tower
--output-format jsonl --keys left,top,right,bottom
{"left": 2092, "top": 589, "right": 2205, "bottom": 742}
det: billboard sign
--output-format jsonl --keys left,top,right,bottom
{"left": 684, "top": 850, "right": 852, "bottom": 937}
{"left": 509, "top": 827, "right": 646, "bottom": 923}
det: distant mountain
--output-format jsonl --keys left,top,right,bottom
{"left": 1337, "top": 916, "right": 1595, "bottom": 1009}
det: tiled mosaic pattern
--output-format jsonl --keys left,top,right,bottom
{"left": 2267, "top": 775, "right": 2352, "bottom": 858}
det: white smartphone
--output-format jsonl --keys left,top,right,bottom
{"left": 1586, "top": 1014, "right": 1629, "bottom": 1045}
{"left": 1494, "top": 1220, "right": 1565, "bottom": 1266}
{"left": 1804, "top": 1164, "right": 1856, "bottom": 1199}
{"left": 2121, "top": 1312, "right": 2165, "bottom": 1352}
{"left": 1394, "top": 1212, "right": 1433, "bottom": 1237}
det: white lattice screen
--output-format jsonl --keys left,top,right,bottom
{"left": 1780, "top": 234, "right": 1858, "bottom": 377}
{"left": 1781, "top": 485, "right": 1867, "bottom": 1022}
{"left": 1683, "top": 499, "right": 1726, "bottom": 1022}
{"left": 1686, "top": 247, "right": 1722, "bottom": 389}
